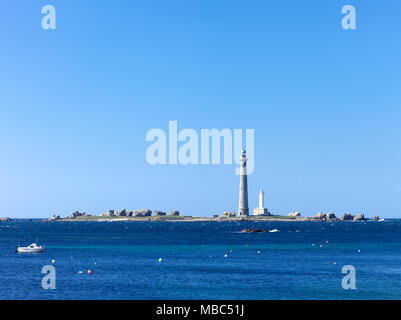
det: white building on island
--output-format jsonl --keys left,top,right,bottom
{"left": 253, "top": 189, "right": 271, "bottom": 216}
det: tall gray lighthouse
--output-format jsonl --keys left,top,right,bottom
{"left": 238, "top": 149, "right": 249, "bottom": 216}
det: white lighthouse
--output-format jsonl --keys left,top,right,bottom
{"left": 253, "top": 189, "right": 271, "bottom": 216}
{"left": 259, "top": 189, "right": 264, "bottom": 209}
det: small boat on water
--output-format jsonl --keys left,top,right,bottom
{"left": 16, "top": 243, "right": 45, "bottom": 253}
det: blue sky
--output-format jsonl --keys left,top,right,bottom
{"left": 0, "top": 0, "right": 400, "bottom": 218}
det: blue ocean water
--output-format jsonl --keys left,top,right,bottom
{"left": 1, "top": 219, "right": 401, "bottom": 300}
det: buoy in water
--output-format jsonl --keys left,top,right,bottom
{"left": 158, "top": 258, "right": 162, "bottom": 263}
{"left": 88, "top": 270, "right": 92, "bottom": 274}
{"left": 224, "top": 254, "right": 228, "bottom": 258}
{"left": 257, "top": 251, "right": 261, "bottom": 254}
{"left": 51, "top": 259, "right": 55, "bottom": 264}
{"left": 78, "top": 271, "right": 83, "bottom": 274}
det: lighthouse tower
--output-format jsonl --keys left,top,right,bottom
{"left": 259, "top": 189, "right": 265, "bottom": 209}
{"left": 238, "top": 149, "right": 249, "bottom": 216}
{"left": 253, "top": 189, "right": 271, "bottom": 216}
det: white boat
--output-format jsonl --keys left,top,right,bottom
{"left": 16, "top": 243, "right": 45, "bottom": 253}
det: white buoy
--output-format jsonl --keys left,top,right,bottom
{"left": 224, "top": 254, "right": 228, "bottom": 258}
{"left": 51, "top": 259, "right": 55, "bottom": 264}
{"left": 78, "top": 271, "right": 83, "bottom": 274}
{"left": 158, "top": 258, "right": 162, "bottom": 263}
{"left": 257, "top": 251, "right": 261, "bottom": 254}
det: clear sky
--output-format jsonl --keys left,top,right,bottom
{"left": 0, "top": 0, "right": 400, "bottom": 218}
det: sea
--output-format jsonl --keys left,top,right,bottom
{"left": 1, "top": 219, "right": 401, "bottom": 300}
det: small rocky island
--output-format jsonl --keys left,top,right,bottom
{"left": 47, "top": 209, "right": 381, "bottom": 222}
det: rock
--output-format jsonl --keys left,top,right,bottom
{"left": 325, "top": 213, "right": 338, "bottom": 221}
{"left": 70, "top": 211, "right": 80, "bottom": 218}
{"left": 168, "top": 210, "right": 180, "bottom": 216}
{"left": 101, "top": 210, "right": 115, "bottom": 217}
{"left": 353, "top": 213, "right": 367, "bottom": 221}
{"left": 70, "top": 211, "right": 87, "bottom": 218}
{"left": 116, "top": 209, "right": 127, "bottom": 217}
{"left": 69, "top": 211, "right": 92, "bottom": 218}
{"left": 154, "top": 211, "right": 166, "bottom": 216}
{"left": 310, "top": 212, "right": 326, "bottom": 220}
{"left": 373, "top": 215, "right": 380, "bottom": 221}
{"left": 133, "top": 211, "right": 143, "bottom": 217}
{"left": 143, "top": 210, "right": 152, "bottom": 217}
{"left": 340, "top": 213, "right": 354, "bottom": 221}
{"left": 219, "top": 211, "right": 236, "bottom": 218}
{"left": 50, "top": 214, "right": 61, "bottom": 221}
{"left": 133, "top": 209, "right": 152, "bottom": 217}
{"left": 0, "top": 217, "right": 11, "bottom": 221}
{"left": 288, "top": 212, "right": 301, "bottom": 217}
{"left": 240, "top": 229, "right": 268, "bottom": 233}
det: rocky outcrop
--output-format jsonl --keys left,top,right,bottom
{"left": 133, "top": 209, "right": 152, "bottom": 217}
{"left": 100, "top": 209, "right": 152, "bottom": 217}
{"left": 101, "top": 210, "right": 115, "bottom": 217}
{"left": 325, "top": 213, "right": 338, "bottom": 221}
{"left": 310, "top": 212, "right": 326, "bottom": 220}
{"left": 340, "top": 213, "right": 354, "bottom": 221}
{"left": 115, "top": 209, "right": 127, "bottom": 217}
{"left": 168, "top": 210, "right": 180, "bottom": 216}
{"left": 353, "top": 213, "right": 367, "bottom": 221}
{"left": 308, "top": 212, "right": 338, "bottom": 221}
{"left": 241, "top": 228, "right": 267, "bottom": 233}
{"left": 154, "top": 211, "right": 166, "bottom": 216}
{"left": 288, "top": 212, "right": 301, "bottom": 217}
{"left": 219, "top": 211, "right": 236, "bottom": 218}
{"left": 50, "top": 214, "right": 61, "bottom": 221}
{"left": 0, "top": 217, "right": 11, "bottom": 221}
{"left": 69, "top": 211, "right": 91, "bottom": 218}
{"left": 373, "top": 215, "right": 380, "bottom": 221}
